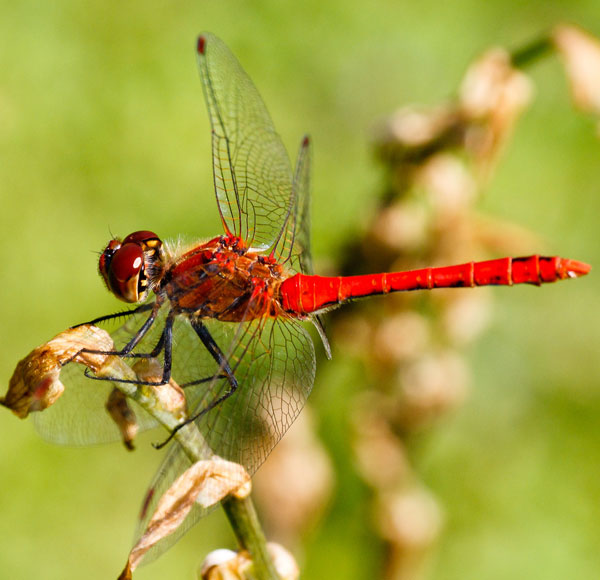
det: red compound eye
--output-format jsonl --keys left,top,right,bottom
{"left": 122, "top": 230, "right": 160, "bottom": 245}
{"left": 111, "top": 243, "right": 144, "bottom": 281}
{"left": 99, "top": 241, "right": 146, "bottom": 303}
{"left": 98, "top": 239, "right": 121, "bottom": 283}
{"left": 99, "top": 231, "right": 163, "bottom": 303}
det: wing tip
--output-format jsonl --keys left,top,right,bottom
{"left": 197, "top": 35, "right": 207, "bottom": 55}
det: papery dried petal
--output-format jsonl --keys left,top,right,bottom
{"left": 106, "top": 388, "right": 139, "bottom": 450}
{"left": 194, "top": 459, "right": 251, "bottom": 507}
{"left": 199, "top": 549, "right": 248, "bottom": 580}
{"left": 385, "top": 106, "right": 458, "bottom": 148}
{"left": 437, "top": 289, "right": 493, "bottom": 346}
{"left": 123, "top": 458, "right": 251, "bottom": 574}
{"left": 376, "top": 488, "right": 443, "bottom": 548}
{"left": 368, "top": 201, "right": 429, "bottom": 253}
{"left": 352, "top": 397, "right": 410, "bottom": 490}
{"left": 554, "top": 24, "right": 600, "bottom": 116}
{"left": 266, "top": 543, "right": 299, "bottom": 580}
{"left": 201, "top": 548, "right": 238, "bottom": 570}
{"left": 374, "top": 105, "right": 464, "bottom": 167}
{"left": 132, "top": 358, "right": 187, "bottom": 419}
{"left": 2, "top": 325, "right": 115, "bottom": 418}
{"left": 416, "top": 154, "right": 477, "bottom": 215}
{"left": 2, "top": 352, "right": 64, "bottom": 418}
{"left": 460, "top": 48, "right": 533, "bottom": 168}
{"left": 397, "top": 350, "right": 470, "bottom": 429}
{"left": 371, "top": 312, "right": 430, "bottom": 365}
{"left": 70, "top": 325, "right": 115, "bottom": 371}
{"left": 117, "top": 561, "right": 132, "bottom": 580}
{"left": 460, "top": 48, "right": 532, "bottom": 120}
{"left": 199, "top": 544, "right": 298, "bottom": 580}
{"left": 232, "top": 479, "right": 252, "bottom": 500}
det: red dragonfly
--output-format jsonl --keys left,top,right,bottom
{"left": 31, "top": 33, "right": 589, "bottom": 557}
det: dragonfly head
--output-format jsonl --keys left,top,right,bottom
{"left": 99, "top": 230, "right": 165, "bottom": 303}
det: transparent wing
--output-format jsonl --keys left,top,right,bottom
{"left": 276, "top": 137, "right": 331, "bottom": 356}
{"left": 197, "top": 33, "right": 295, "bottom": 252}
{"left": 132, "top": 314, "right": 316, "bottom": 562}
{"left": 282, "top": 136, "right": 314, "bottom": 274}
{"left": 31, "top": 304, "right": 173, "bottom": 446}
{"left": 197, "top": 316, "right": 316, "bottom": 471}
{"left": 31, "top": 363, "right": 158, "bottom": 446}
{"left": 132, "top": 441, "right": 205, "bottom": 565}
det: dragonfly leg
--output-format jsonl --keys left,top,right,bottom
{"left": 186, "top": 318, "right": 238, "bottom": 414}
{"left": 113, "top": 300, "right": 164, "bottom": 356}
{"left": 80, "top": 307, "right": 176, "bottom": 387}
{"left": 72, "top": 302, "right": 155, "bottom": 329}
{"left": 159, "top": 310, "right": 174, "bottom": 383}
{"left": 77, "top": 300, "right": 163, "bottom": 362}
{"left": 153, "top": 317, "right": 238, "bottom": 449}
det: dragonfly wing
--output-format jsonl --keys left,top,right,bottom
{"left": 167, "top": 314, "right": 316, "bottom": 474}
{"left": 130, "top": 315, "right": 316, "bottom": 560}
{"left": 132, "top": 440, "right": 213, "bottom": 565}
{"left": 284, "top": 135, "right": 314, "bottom": 274}
{"left": 197, "top": 33, "right": 295, "bottom": 252}
{"left": 195, "top": 316, "right": 315, "bottom": 473}
{"left": 31, "top": 305, "right": 173, "bottom": 446}
{"left": 277, "top": 137, "right": 331, "bottom": 356}
{"left": 32, "top": 363, "right": 157, "bottom": 446}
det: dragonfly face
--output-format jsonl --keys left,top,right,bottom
{"left": 99, "top": 230, "right": 165, "bottom": 303}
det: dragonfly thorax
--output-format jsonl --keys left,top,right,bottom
{"left": 99, "top": 230, "right": 165, "bottom": 303}
{"left": 162, "top": 235, "right": 288, "bottom": 322}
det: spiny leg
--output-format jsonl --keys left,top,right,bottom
{"left": 72, "top": 302, "right": 155, "bottom": 329}
{"left": 153, "top": 317, "right": 239, "bottom": 449}
{"left": 71, "top": 300, "right": 164, "bottom": 374}
{"left": 82, "top": 309, "right": 176, "bottom": 387}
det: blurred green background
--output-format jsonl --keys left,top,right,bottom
{"left": 1, "top": 1, "right": 599, "bottom": 579}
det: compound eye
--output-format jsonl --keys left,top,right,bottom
{"left": 99, "top": 239, "right": 121, "bottom": 285}
{"left": 105, "top": 243, "right": 146, "bottom": 303}
{"left": 122, "top": 230, "right": 160, "bottom": 245}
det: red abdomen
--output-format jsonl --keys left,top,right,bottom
{"left": 279, "top": 255, "right": 590, "bottom": 315}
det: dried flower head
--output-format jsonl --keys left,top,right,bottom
{"left": 199, "top": 543, "right": 299, "bottom": 580}
{"left": 377, "top": 488, "right": 443, "bottom": 549}
{"left": 1, "top": 325, "right": 115, "bottom": 418}
{"left": 554, "top": 24, "right": 600, "bottom": 121}
{"left": 132, "top": 358, "right": 187, "bottom": 419}
{"left": 106, "top": 388, "right": 139, "bottom": 450}
{"left": 459, "top": 48, "right": 533, "bottom": 171}
{"left": 123, "top": 458, "right": 251, "bottom": 575}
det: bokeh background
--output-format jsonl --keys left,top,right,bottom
{"left": 1, "top": 1, "right": 599, "bottom": 579}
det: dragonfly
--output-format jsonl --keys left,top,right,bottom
{"left": 28, "top": 33, "right": 589, "bottom": 559}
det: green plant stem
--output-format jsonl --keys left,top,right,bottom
{"left": 511, "top": 35, "right": 554, "bottom": 68}
{"left": 222, "top": 494, "right": 280, "bottom": 580}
